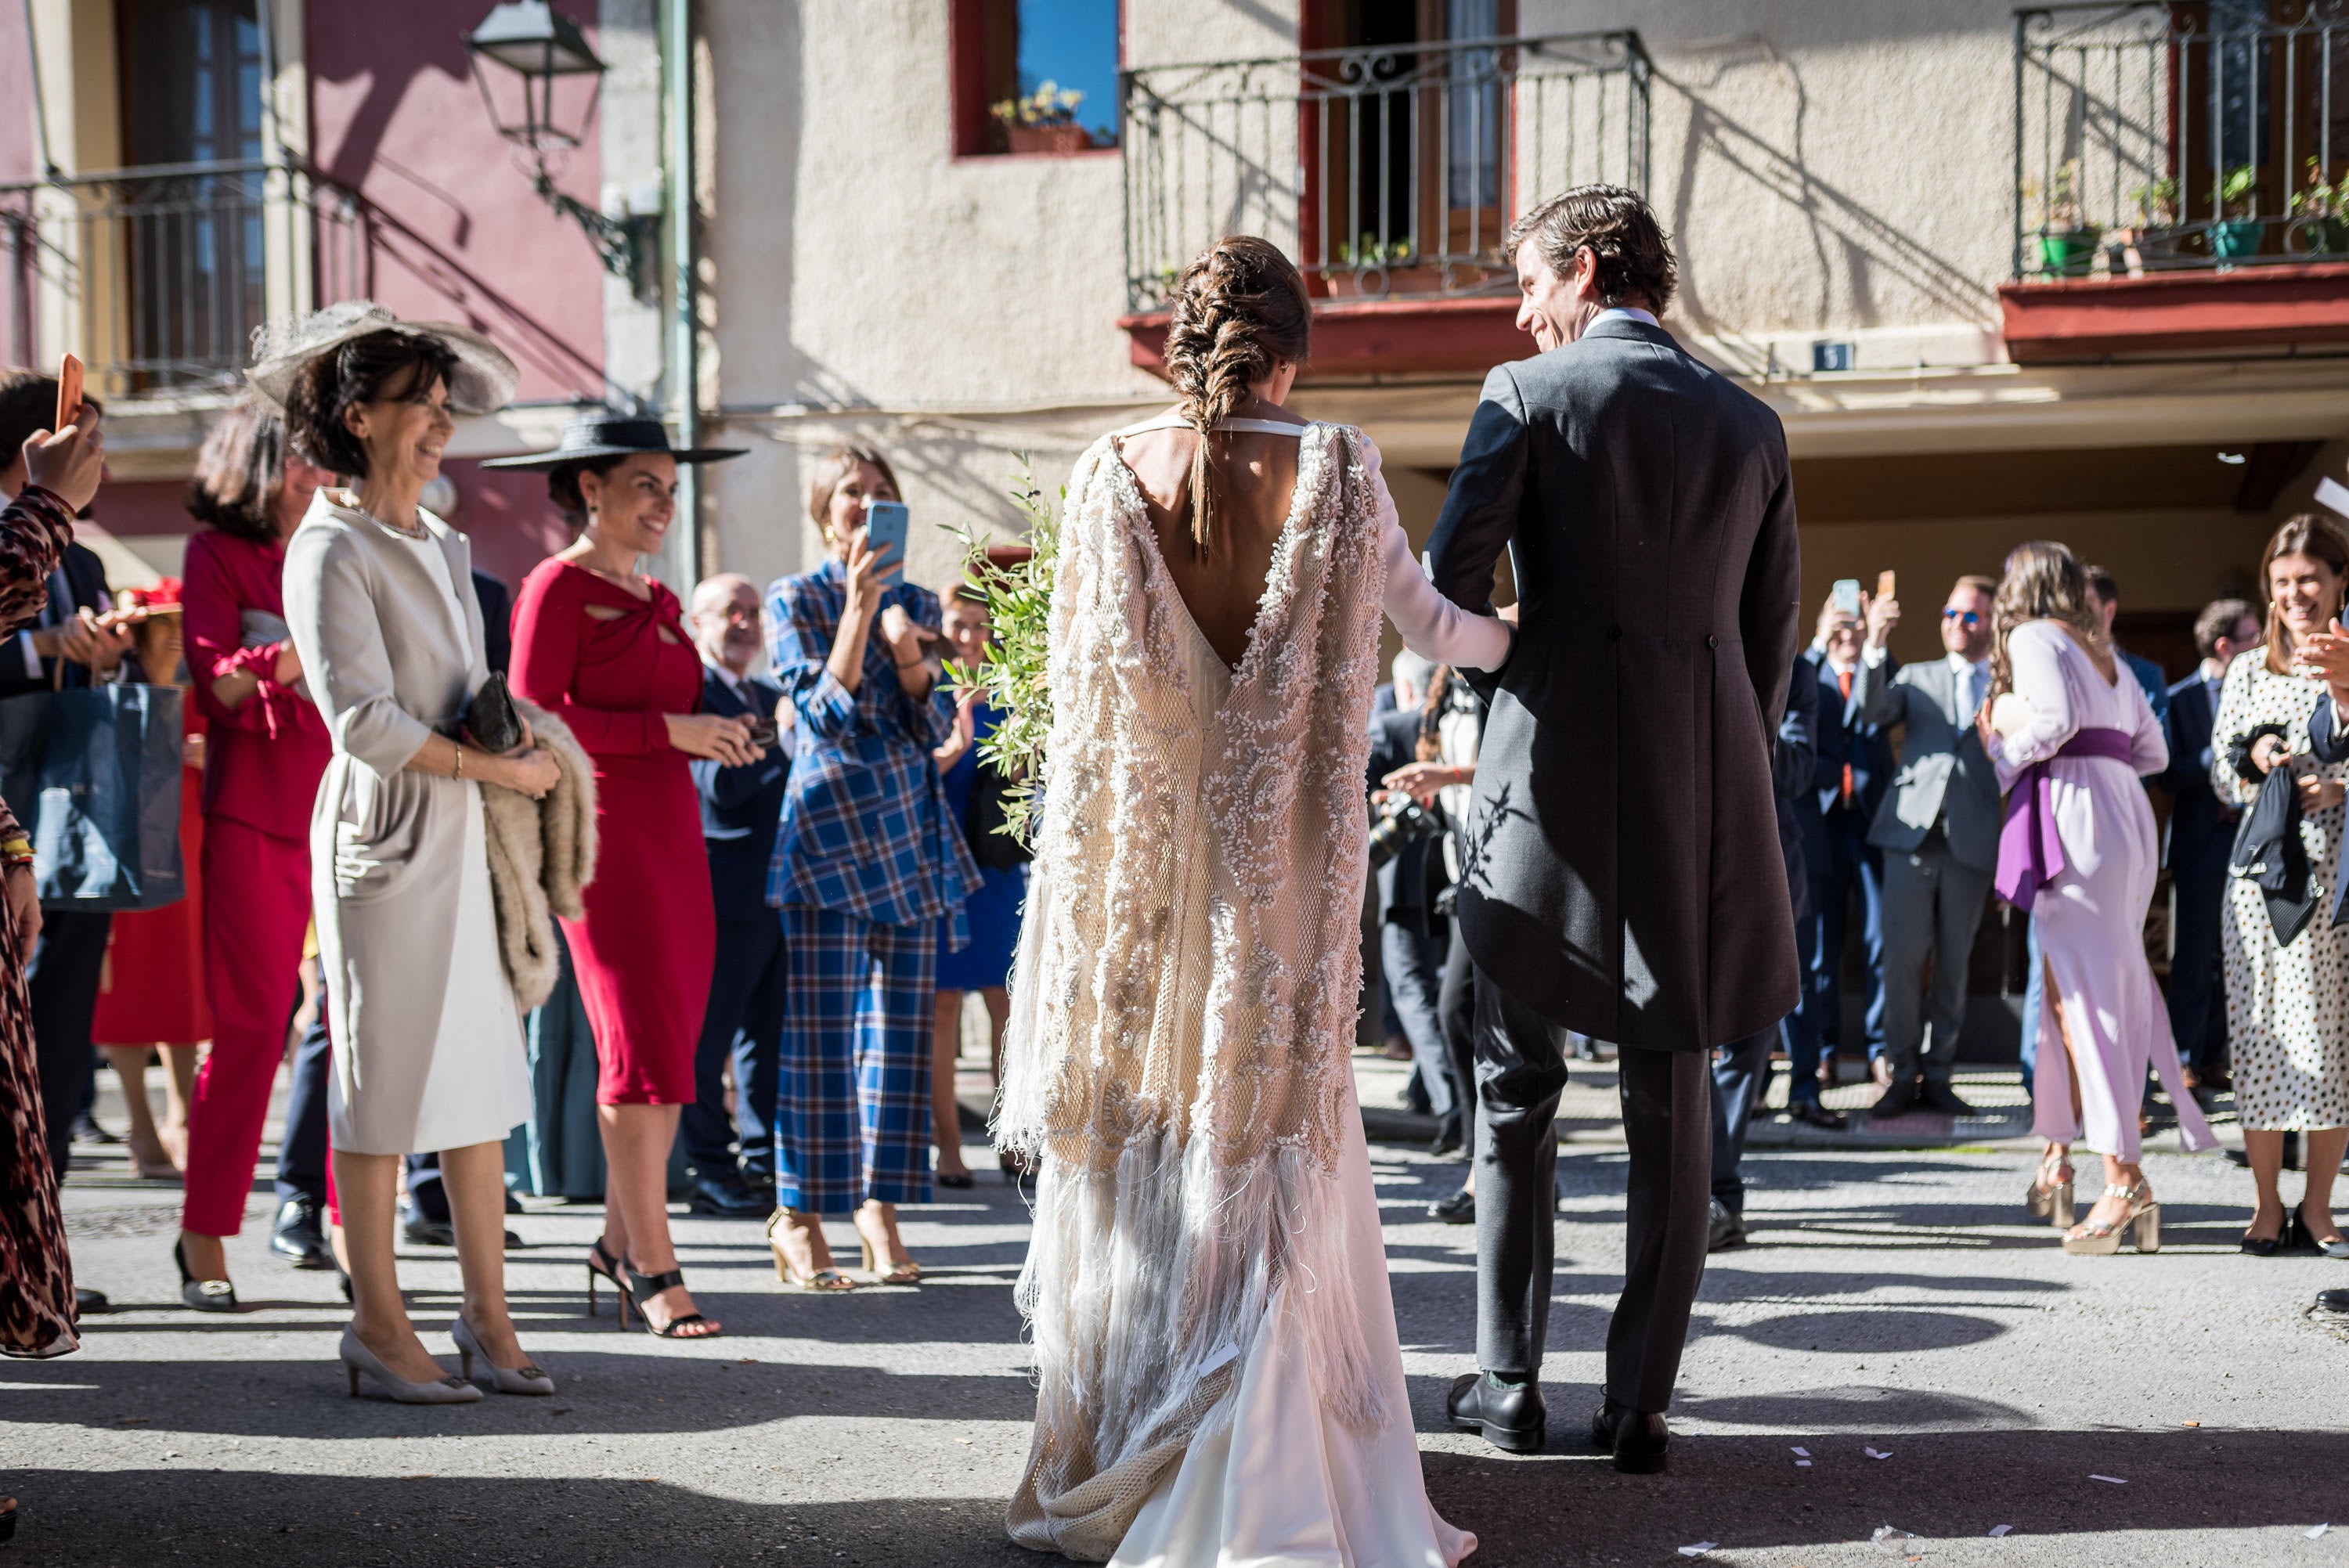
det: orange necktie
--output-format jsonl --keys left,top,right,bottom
{"left": 1837, "top": 667, "right": 1855, "bottom": 806}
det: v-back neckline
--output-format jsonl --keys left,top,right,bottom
{"left": 1105, "top": 422, "right": 1325, "bottom": 683}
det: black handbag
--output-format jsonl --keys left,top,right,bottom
{"left": 965, "top": 756, "right": 1034, "bottom": 871}
{"left": 464, "top": 670, "right": 524, "bottom": 754}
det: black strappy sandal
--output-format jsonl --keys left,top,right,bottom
{"left": 583, "top": 1237, "right": 626, "bottom": 1321}
{"left": 621, "top": 1264, "right": 720, "bottom": 1339}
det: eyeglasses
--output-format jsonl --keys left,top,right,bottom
{"left": 1942, "top": 608, "right": 1983, "bottom": 628}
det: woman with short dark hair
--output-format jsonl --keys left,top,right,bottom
{"left": 171, "top": 393, "right": 337, "bottom": 1300}
{"left": 498, "top": 412, "right": 751, "bottom": 1339}
{"left": 269, "top": 302, "right": 562, "bottom": 1400}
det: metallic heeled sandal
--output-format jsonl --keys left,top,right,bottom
{"left": 451, "top": 1316, "right": 554, "bottom": 1396}
{"left": 2062, "top": 1181, "right": 2159, "bottom": 1256}
{"left": 2026, "top": 1152, "right": 2076, "bottom": 1231}
{"left": 767, "top": 1209, "right": 856, "bottom": 1292}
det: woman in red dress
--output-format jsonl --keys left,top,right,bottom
{"left": 500, "top": 413, "right": 752, "bottom": 1340}
{"left": 92, "top": 581, "right": 209, "bottom": 1181}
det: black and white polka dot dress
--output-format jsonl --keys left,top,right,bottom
{"left": 2210, "top": 651, "right": 2349, "bottom": 1132}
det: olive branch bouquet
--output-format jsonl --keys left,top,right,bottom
{"left": 944, "top": 460, "right": 1061, "bottom": 845}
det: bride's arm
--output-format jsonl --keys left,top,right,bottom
{"left": 1363, "top": 435, "right": 1511, "bottom": 672}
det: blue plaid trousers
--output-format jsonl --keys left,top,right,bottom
{"left": 774, "top": 903, "right": 935, "bottom": 1216}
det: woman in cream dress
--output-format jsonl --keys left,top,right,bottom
{"left": 998, "top": 239, "right": 1503, "bottom": 1565}
{"left": 269, "top": 303, "right": 562, "bottom": 1403}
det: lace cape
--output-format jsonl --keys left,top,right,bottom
{"left": 998, "top": 421, "right": 1391, "bottom": 1559}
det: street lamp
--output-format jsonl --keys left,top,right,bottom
{"left": 464, "top": 1, "right": 659, "bottom": 297}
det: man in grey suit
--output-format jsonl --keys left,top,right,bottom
{"left": 1853, "top": 574, "right": 2001, "bottom": 1119}
{"left": 1427, "top": 186, "right": 1802, "bottom": 1472}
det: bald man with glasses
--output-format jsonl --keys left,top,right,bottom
{"left": 1850, "top": 575, "right": 2004, "bottom": 1119}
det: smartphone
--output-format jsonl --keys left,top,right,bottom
{"left": 1831, "top": 578, "right": 1862, "bottom": 618}
{"left": 864, "top": 501, "right": 909, "bottom": 588}
{"left": 1876, "top": 570, "right": 1896, "bottom": 604}
{"left": 745, "top": 719, "right": 779, "bottom": 751}
{"left": 53, "top": 351, "right": 83, "bottom": 431}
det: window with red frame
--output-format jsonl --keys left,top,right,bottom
{"left": 951, "top": 0, "right": 1120, "bottom": 157}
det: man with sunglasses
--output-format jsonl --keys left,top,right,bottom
{"left": 1852, "top": 575, "right": 2003, "bottom": 1119}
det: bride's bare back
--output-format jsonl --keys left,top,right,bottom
{"left": 1116, "top": 402, "right": 1305, "bottom": 668}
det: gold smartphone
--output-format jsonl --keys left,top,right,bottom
{"left": 1876, "top": 570, "right": 1896, "bottom": 604}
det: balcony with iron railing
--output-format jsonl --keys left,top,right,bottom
{"left": 1, "top": 160, "right": 369, "bottom": 402}
{"left": 2003, "top": 2, "right": 2349, "bottom": 358}
{"left": 1117, "top": 31, "right": 1651, "bottom": 378}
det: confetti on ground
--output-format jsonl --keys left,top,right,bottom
{"left": 1676, "top": 1544, "right": 1719, "bottom": 1559}
{"left": 2310, "top": 1524, "right": 2333, "bottom": 1540}
{"left": 2181, "top": 1420, "right": 2199, "bottom": 1428}
{"left": 1871, "top": 1524, "right": 1914, "bottom": 1552}
{"left": 1791, "top": 1445, "right": 1811, "bottom": 1458}
{"left": 2088, "top": 1475, "right": 2127, "bottom": 1485}
{"left": 1865, "top": 1447, "right": 1894, "bottom": 1460}
{"left": 1795, "top": 1459, "right": 1812, "bottom": 1468}
{"left": 1988, "top": 1525, "right": 2012, "bottom": 1537}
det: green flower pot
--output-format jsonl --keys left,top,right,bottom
{"left": 2034, "top": 228, "right": 2100, "bottom": 276}
{"left": 2209, "top": 219, "right": 2268, "bottom": 260}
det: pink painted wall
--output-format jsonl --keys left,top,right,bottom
{"left": 305, "top": 0, "right": 608, "bottom": 409}
{"left": 440, "top": 458, "right": 574, "bottom": 590}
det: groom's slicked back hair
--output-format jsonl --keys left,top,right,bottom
{"left": 1505, "top": 185, "right": 1677, "bottom": 314}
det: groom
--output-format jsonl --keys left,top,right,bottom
{"left": 1427, "top": 186, "right": 1802, "bottom": 1470}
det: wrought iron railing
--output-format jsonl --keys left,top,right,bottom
{"left": 1120, "top": 31, "right": 1651, "bottom": 310}
{"left": 1, "top": 160, "right": 368, "bottom": 398}
{"left": 2015, "top": 2, "right": 2349, "bottom": 279}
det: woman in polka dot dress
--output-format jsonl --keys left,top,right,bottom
{"left": 2211, "top": 514, "right": 2349, "bottom": 1259}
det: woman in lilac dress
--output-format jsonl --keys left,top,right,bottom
{"left": 1983, "top": 541, "right": 2214, "bottom": 1255}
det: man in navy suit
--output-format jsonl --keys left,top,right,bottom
{"left": 1795, "top": 592, "right": 1893, "bottom": 1109}
{"left": 682, "top": 572, "right": 791, "bottom": 1216}
{"left": 2162, "top": 599, "right": 2261, "bottom": 1096}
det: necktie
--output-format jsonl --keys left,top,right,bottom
{"left": 1838, "top": 667, "right": 1855, "bottom": 806}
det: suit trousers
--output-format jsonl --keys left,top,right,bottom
{"left": 183, "top": 817, "right": 311, "bottom": 1237}
{"left": 1802, "top": 808, "right": 1885, "bottom": 1065}
{"left": 1474, "top": 971, "right": 1711, "bottom": 1413}
{"left": 1878, "top": 832, "right": 1993, "bottom": 1087}
{"left": 1709, "top": 1022, "right": 1778, "bottom": 1216}
{"left": 274, "top": 989, "right": 331, "bottom": 1209}
{"left": 30, "top": 909, "right": 113, "bottom": 1179}
{"left": 1381, "top": 921, "right": 1455, "bottom": 1122}
{"left": 775, "top": 904, "right": 933, "bottom": 1217}
{"left": 683, "top": 914, "right": 788, "bottom": 1181}
{"left": 2166, "top": 832, "right": 2232, "bottom": 1076}
{"left": 1438, "top": 933, "right": 1478, "bottom": 1167}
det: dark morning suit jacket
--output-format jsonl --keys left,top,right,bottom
{"left": 2163, "top": 669, "right": 2232, "bottom": 871}
{"left": 1366, "top": 705, "right": 1449, "bottom": 938}
{"left": 691, "top": 665, "right": 791, "bottom": 922}
{"left": 0, "top": 542, "right": 109, "bottom": 697}
{"left": 2304, "top": 692, "right": 2349, "bottom": 925}
{"left": 1797, "top": 650, "right": 1893, "bottom": 877}
{"left": 1853, "top": 653, "right": 2002, "bottom": 872}
{"left": 471, "top": 570, "right": 513, "bottom": 677}
{"left": 1774, "top": 657, "right": 1817, "bottom": 924}
{"left": 1427, "top": 312, "right": 1803, "bottom": 1051}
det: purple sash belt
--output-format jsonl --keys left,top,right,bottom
{"left": 1994, "top": 726, "right": 2135, "bottom": 912}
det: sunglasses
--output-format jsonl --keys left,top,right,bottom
{"left": 1942, "top": 608, "right": 1983, "bottom": 628}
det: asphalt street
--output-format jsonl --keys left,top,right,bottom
{"left": 4, "top": 1060, "right": 2346, "bottom": 1568}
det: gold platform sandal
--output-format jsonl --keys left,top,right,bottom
{"left": 2025, "top": 1149, "right": 2075, "bottom": 1231}
{"left": 2062, "top": 1181, "right": 2159, "bottom": 1256}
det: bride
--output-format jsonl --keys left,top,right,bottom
{"left": 996, "top": 235, "right": 1506, "bottom": 1566}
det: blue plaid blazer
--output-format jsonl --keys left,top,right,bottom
{"left": 765, "top": 558, "right": 979, "bottom": 931}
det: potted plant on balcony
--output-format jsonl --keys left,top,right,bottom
{"left": 2286, "top": 158, "right": 2348, "bottom": 255}
{"left": 1323, "top": 233, "right": 1423, "bottom": 299}
{"left": 991, "top": 81, "right": 1094, "bottom": 155}
{"left": 2026, "top": 160, "right": 2097, "bottom": 276}
{"left": 2210, "top": 164, "right": 2266, "bottom": 261}
{"left": 2123, "top": 175, "right": 2182, "bottom": 265}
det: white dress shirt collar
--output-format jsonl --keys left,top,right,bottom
{"left": 1590, "top": 305, "right": 1660, "bottom": 330}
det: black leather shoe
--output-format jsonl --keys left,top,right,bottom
{"left": 1611, "top": 1408, "right": 1671, "bottom": 1473}
{"left": 1788, "top": 1098, "right": 1847, "bottom": 1130}
{"left": 1868, "top": 1082, "right": 1918, "bottom": 1121}
{"left": 1430, "top": 1188, "right": 1475, "bottom": 1224}
{"left": 1918, "top": 1081, "right": 1977, "bottom": 1116}
{"left": 74, "top": 1286, "right": 110, "bottom": 1314}
{"left": 738, "top": 1163, "right": 777, "bottom": 1199}
{"left": 1427, "top": 1113, "right": 1463, "bottom": 1158}
{"left": 269, "top": 1197, "right": 334, "bottom": 1271}
{"left": 2318, "top": 1288, "right": 2349, "bottom": 1313}
{"left": 400, "top": 1206, "right": 521, "bottom": 1249}
{"left": 1707, "top": 1197, "right": 1746, "bottom": 1253}
{"left": 1589, "top": 1397, "right": 1626, "bottom": 1449}
{"left": 1448, "top": 1372, "right": 1546, "bottom": 1453}
{"left": 684, "top": 1173, "right": 768, "bottom": 1219}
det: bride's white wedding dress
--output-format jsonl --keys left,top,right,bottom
{"left": 998, "top": 414, "right": 1506, "bottom": 1566}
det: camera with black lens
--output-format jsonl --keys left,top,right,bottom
{"left": 1367, "top": 790, "right": 1441, "bottom": 871}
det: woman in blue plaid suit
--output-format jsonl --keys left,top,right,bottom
{"left": 765, "top": 445, "right": 978, "bottom": 1290}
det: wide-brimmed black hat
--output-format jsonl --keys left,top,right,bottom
{"left": 480, "top": 410, "right": 747, "bottom": 470}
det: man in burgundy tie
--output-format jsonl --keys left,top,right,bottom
{"left": 1793, "top": 597, "right": 1894, "bottom": 1117}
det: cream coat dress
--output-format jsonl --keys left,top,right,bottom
{"left": 283, "top": 489, "right": 531, "bottom": 1155}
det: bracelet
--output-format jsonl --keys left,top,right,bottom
{"left": 0, "top": 837, "right": 31, "bottom": 867}
{"left": 452, "top": 744, "right": 464, "bottom": 780}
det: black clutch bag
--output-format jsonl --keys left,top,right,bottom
{"left": 465, "top": 671, "right": 524, "bottom": 755}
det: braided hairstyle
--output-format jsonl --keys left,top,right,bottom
{"left": 1159, "top": 236, "right": 1312, "bottom": 559}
